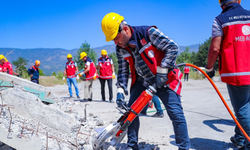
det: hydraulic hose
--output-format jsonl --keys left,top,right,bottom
{"left": 177, "top": 63, "right": 250, "bottom": 142}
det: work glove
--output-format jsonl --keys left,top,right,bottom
{"left": 205, "top": 67, "right": 215, "bottom": 78}
{"left": 63, "top": 76, "right": 65, "bottom": 81}
{"left": 156, "top": 67, "right": 169, "bottom": 89}
{"left": 76, "top": 75, "right": 79, "bottom": 80}
{"left": 116, "top": 85, "right": 128, "bottom": 109}
{"left": 93, "top": 73, "right": 97, "bottom": 80}
{"left": 112, "top": 73, "right": 116, "bottom": 79}
{"left": 79, "top": 72, "right": 84, "bottom": 77}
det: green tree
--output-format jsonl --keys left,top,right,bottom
{"left": 39, "top": 69, "right": 45, "bottom": 76}
{"left": 73, "top": 42, "right": 97, "bottom": 70}
{"left": 176, "top": 47, "right": 192, "bottom": 71}
{"left": 52, "top": 72, "right": 56, "bottom": 76}
{"left": 193, "top": 37, "right": 212, "bottom": 68}
{"left": 190, "top": 51, "right": 197, "bottom": 64}
{"left": 108, "top": 52, "right": 118, "bottom": 74}
{"left": 12, "top": 57, "right": 28, "bottom": 77}
{"left": 176, "top": 47, "right": 192, "bottom": 64}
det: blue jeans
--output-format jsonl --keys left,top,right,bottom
{"left": 227, "top": 84, "right": 250, "bottom": 149}
{"left": 31, "top": 78, "right": 39, "bottom": 84}
{"left": 141, "top": 95, "right": 163, "bottom": 114}
{"left": 127, "top": 81, "right": 190, "bottom": 150}
{"left": 66, "top": 77, "right": 79, "bottom": 97}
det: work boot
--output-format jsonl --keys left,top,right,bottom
{"left": 230, "top": 136, "right": 244, "bottom": 149}
{"left": 81, "top": 99, "right": 87, "bottom": 102}
{"left": 151, "top": 112, "right": 164, "bottom": 118}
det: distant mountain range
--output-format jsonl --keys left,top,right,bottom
{"left": 0, "top": 44, "right": 199, "bottom": 75}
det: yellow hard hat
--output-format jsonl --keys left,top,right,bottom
{"left": 101, "top": 12, "right": 124, "bottom": 42}
{"left": 0, "top": 55, "right": 8, "bottom": 62}
{"left": 80, "top": 52, "right": 87, "bottom": 59}
{"left": 101, "top": 49, "right": 107, "bottom": 55}
{"left": 0, "top": 55, "right": 5, "bottom": 60}
{"left": 35, "top": 60, "right": 41, "bottom": 66}
{"left": 219, "top": 0, "right": 241, "bottom": 6}
{"left": 67, "top": 54, "right": 72, "bottom": 58}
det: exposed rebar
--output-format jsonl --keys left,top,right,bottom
{"left": 8, "top": 107, "right": 12, "bottom": 132}
{"left": 84, "top": 104, "right": 89, "bottom": 122}
{"left": 0, "top": 93, "right": 3, "bottom": 117}
{"left": 46, "top": 132, "right": 48, "bottom": 150}
{"left": 36, "top": 122, "right": 40, "bottom": 136}
{"left": 21, "top": 119, "right": 25, "bottom": 136}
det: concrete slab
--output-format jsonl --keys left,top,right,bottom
{"left": 0, "top": 72, "right": 59, "bottom": 103}
{"left": 1, "top": 86, "right": 77, "bottom": 134}
{"left": 0, "top": 128, "right": 42, "bottom": 150}
{"left": 48, "top": 78, "right": 237, "bottom": 150}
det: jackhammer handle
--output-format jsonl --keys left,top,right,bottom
{"left": 151, "top": 83, "right": 157, "bottom": 90}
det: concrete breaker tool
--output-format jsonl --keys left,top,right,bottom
{"left": 93, "top": 63, "right": 250, "bottom": 149}
{"left": 93, "top": 84, "right": 156, "bottom": 149}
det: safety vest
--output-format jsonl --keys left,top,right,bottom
{"left": 119, "top": 26, "right": 183, "bottom": 95}
{"left": 184, "top": 67, "right": 190, "bottom": 74}
{"left": 98, "top": 56, "right": 113, "bottom": 79}
{"left": 66, "top": 61, "right": 77, "bottom": 78}
{"left": 0, "top": 62, "right": 13, "bottom": 75}
{"left": 85, "top": 57, "right": 96, "bottom": 81}
{"left": 28, "top": 65, "right": 39, "bottom": 79}
{"left": 216, "top": 3, "right": 250, "bottom": 86}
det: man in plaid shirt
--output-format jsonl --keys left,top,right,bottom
{"left": 101, "top": 12, "right": 190, "bottom": 150}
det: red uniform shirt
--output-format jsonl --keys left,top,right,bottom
{"left": 0, "top": 62, "right": 13, "bottom": 75}
{"left": 184, "top": 67, "right": 190, "bottom": 74}
{"left": 97, "top": 56, "right": 113, "bottom": 79}
{"left": 65, "top": 61, "right": 77, "bottom": 78}
{"left": 84, "top": 57, "right": 96, "bottom": 81}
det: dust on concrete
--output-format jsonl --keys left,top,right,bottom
{"left": 0, "top": 77, "right": 239, "bottom": 150}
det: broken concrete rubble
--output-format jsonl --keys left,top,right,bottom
{"left": 1, "top": 86, "right": 76, "bottom": 134}
{"left": 0, "top": 85, "right": 106, "bottom": 150}
{"left": 0, "top": 72, "right": 59, "bottom": 104}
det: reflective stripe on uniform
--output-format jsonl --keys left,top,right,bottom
{"left": 222, "top": 20, "right": 250, "bottom": 28}
{"left": 139, "top": 42, "right": 151, "bottom": 54}
{"left": 99, "top": 75, "right": 112, "bottom": 79}
{"left": 174, "top": 70, "right": 182, "bottom": 92}
{"left": 122, "top": 53, "right": 131, "bottom": 58}
{"left": 221, "top": 72, "right": 250, "bottom": 77}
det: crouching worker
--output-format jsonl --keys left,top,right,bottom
{"left": 101, "top": 12, "right": 190, "bottom": 150}
{"left": 27, "top": 60, "right": 40, "bottom": 84}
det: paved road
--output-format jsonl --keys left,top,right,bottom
{"left": 48, "top": 77, "right": 238, "bottom": 150}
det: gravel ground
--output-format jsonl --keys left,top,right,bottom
{"left": 46, "top": 77, "right": 238, "bottom": 150}
{"left": 0, "top": 77, "right": 239, "bottom": 150}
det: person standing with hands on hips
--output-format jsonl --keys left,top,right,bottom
{"left": 206, "top": 0, "right": 250, "bottom": 149}
{"left": 101, "top": 12, "right": 190, "bottom": 150}
{"left": 27, "top": 60, "right": 40, "bottom": 84}
{"left": 79, "top": 52, "right": 97, "bottom": 102}
{"left": 96, "top": 49, "right": 115, "bottom": 103}
{"left": 63, "top": 54, "right": 80, "bottom": 98}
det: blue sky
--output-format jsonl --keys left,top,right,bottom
{"left": 0, "top": 0, "right": 250, "bottom": 50}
